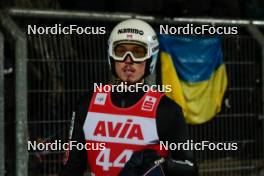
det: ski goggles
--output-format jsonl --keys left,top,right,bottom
{"left": 111, "top": 41, "right": 149, "bottom": 62}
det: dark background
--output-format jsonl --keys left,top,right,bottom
{"left": 0, "top": 0, "right": 264, "bottom": 19}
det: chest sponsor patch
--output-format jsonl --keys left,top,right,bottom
{"left": 83, "top": 112, "right": 159, "bottom": 145}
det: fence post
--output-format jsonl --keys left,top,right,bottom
{"left": 0, "top": 31, "right": 5, "bottom": 176}
{"left": 0, "top": 12, "right": 28, "bottom": 176}
{"left": 247, "top": 25, "right": 264, "bottom": 167}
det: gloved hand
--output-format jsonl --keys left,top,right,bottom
{"left": 118, "top": 149, "right": 165, "bottom": 176}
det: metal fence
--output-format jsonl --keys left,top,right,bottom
{"left": 0, "top": 30, "right": 5, "bottom": 176}
{"left": 26, "top": 30, "right": 109, "bottom": 176}
{"left": 1, "top": 8, "right": 264, "bottom": 176}
{"left": 193, "top": 30, "right": 264, "bottom": 175}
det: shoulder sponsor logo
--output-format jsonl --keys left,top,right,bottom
{"left": 118, "top": 28, "right": 144, "bottom": 35}
{"left": 94, "top": 93, "right": 107, "bottom": 105}
{"left": 142, "top": 96, "right": 157, "bottom": 111}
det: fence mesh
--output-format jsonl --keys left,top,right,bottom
{"left": 189, "top": 34, "right": 263, "bottom": 176}
{"left": 27, "top": 31, "right": 110, "bottom": 175}
{"left": 5, "top": 18, "right": 264, "bottom": 176}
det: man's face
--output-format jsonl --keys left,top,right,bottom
{"left": 114, "top": 43, "right": 146, "bottom": 83}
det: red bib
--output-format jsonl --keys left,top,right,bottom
{"left": 83, "top": 86, "right": 167, "bottom": 176}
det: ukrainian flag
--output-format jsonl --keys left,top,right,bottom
{"left": 159, "top": 35, "right": 227, "bottom": 124}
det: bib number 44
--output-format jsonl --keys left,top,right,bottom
{"left": 96, "top": 149, "right": 133, "bottom": 171}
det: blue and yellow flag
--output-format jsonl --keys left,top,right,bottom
{"left": 159, "top": 35, "right": 227, "bottom": 124}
